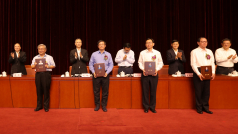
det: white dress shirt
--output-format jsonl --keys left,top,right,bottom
{"left": 190, "top": 47, "right": 215, "bottom": 75}
{"left": 215, "top": 47, "right": 238, "bottom": 67}
{"left": 138, "top": 49, "right": 164, "bottom": 71}
{"left": 76, "top": 48, "right": 81, "bottom": 60}
{"left": 115, "top": 49, "right": 135, "bottom": 66}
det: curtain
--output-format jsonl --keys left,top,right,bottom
{"left": 1, "top": 0, "right": 238, "bottom": 74}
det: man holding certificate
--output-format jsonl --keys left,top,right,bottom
{"left": 31, "top": 44, "right": 56, "bottom": 112}
{"left": 190, "top": 37, "right": 215, "bottom": 114}
{"left": 138, "top": 38, "right": 164, "bottom": 113}
{"left": 89, "top": 40, "right": 113, "bottom": 112}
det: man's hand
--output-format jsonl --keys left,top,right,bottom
{"left": 178, "top": 52, "right": 182, "bottom": 59}
{"left": 94, "top": 73, "right": 97, "bottom": 78}
{"left": 45, "top": 64, "right": 50, "bottom": 68}
{"left": 228, "top": 54, "right": 233, "bottom": 59}
{"left": 31, "top": 62, "right": 37, "bottom": 68}
{"left": 79, "top": 52, "right": 83, "bottom": 58}
{"left": 11, "top": 52, "right": 14, "bottom": 58}
{"left": 198, "top": 74, "right": 205, "bottom": 81}
{"left": 104, "top": 72, "right": 108, "bottom": 77}
{"left": 153, "top": 71, "right": 158, "bottom": 76}
{"left": 211, "top": 73, "right": 215, "bottom": 80}
{"left": 75, "top": 52, "right": 78, "bottom": 58}
{"left": 123, "top": 55, "right": 127, "bottom": 60}
{"left": 143, "top": 70, "right": 147, "bottom": 76}
{"left": 232, "top": 54, "right": 237, "bottom": 60}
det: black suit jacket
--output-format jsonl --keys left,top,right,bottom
{"left": 8, "top": 51, "right": 27, "bottom": 75}
{"left": 166, "top": 49, "right": 186, "bottom": 75}
{"left": 70, "top": 48, "right": 89, "bottom": 75}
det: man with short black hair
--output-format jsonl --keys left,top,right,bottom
{"left": 166, "top": 40, "right": 186, "bottom": 75}
{"left": 89, "top": 40, "right": 113, "bottom": 112}
{"left": 215, "top": 38, "right": 238, "bottom": 75}
{"left": 138, "top": 38, "right": 164, "bottom": 113}
{"left": 115, "top": 43, "right": 135, "bottom": 74}
{"left": 70, "top": 38, "right": 89, "bottom": 75}
{"left": 191, "top": 37, "right": 215, "bottom": 114}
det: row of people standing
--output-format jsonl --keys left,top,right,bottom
{"left": 8, "top": 37, "right": 237, "bottom": 114}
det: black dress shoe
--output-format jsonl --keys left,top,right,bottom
{"left": 197, "top": 111, "right": 203, "bottom": 114}
{"left": 45, "top": 109, "right": 49, "bottom": 112}
{"left": 34, "top": 108, "right": 43, "bottom": 111}
{"left": 204, "top": 110, "right": 213, "bottom": 114}
{"left": 102, "top": 107, "right": 107, "bottom": 112}
{"left": 150, "top": 109, "right": 157, "bottom": 113}
{"left": 94, "top": 105, "right": 100, "bottom": 111}
{"left": 144, "top": 109, "right": 148, "bottom": 113}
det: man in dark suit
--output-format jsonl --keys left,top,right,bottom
{"left": 166, "top": 40, "right": 186, "bottom": 75}
{"left": 70, "top": 38, "right": 89, "bottom": 75}
{"left": 8, "top": 43, "right": 27, "bottom": 75}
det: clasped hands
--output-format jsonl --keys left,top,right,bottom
{"left": 227, "top": 54, "right": 237, "bottom": 60}
{"left": 176, "top": 52, "right": 182, "bottom": 59}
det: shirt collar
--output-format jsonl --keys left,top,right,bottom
{"left": 145, "top": 49, "right": 154, "bottom": 53}
{"left": 37, "top": 54, "right": 47, "bottom": 57}
{"left": 76, "top": 48, "right": 81, "bottom": 52}
{"left": 173, "top": 48, "right": 178, "bottom": 52}
{"left": 98, "top": 50, "right": 106, "bottom": 54}
{"left": 221, "top": 47, "right": 230, "bottom": 51}
{"left": 198, "top": 47, "right": 207, "bottom": 52}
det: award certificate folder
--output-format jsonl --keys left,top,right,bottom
{"left": 201, "top": 66, "right": 212, "bottom": 80}
{"left": 144, "top": 61, "right": 156, "bottom": 75}
{"left": 35, "top": 58, "right": 46, "bottom": 72}
{"left": 94, "top": 63, "right": 105, "bottom": 77}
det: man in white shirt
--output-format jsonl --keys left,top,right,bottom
{"left": 215, "top": 38, "right": 238, "bottom": 75}
{"left": 115, "top": 43, "right": 135, "bottom": 74}
{"left": 190, "top": 37, "right": 215, "bottom": 114}
{"left": 138, "top": 38, "right": 164, "bottom": 113}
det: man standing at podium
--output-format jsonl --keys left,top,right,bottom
{"left": 215, "top": 38, "right": 238, "bottom": 75}
{"left": 8, "top": 43, "right": 27, "bottom": 75}
{"left": 89, "top": 40, "right": 113, "bottom": 112}
{"left": 31, "top": 44, "right": 56, "bottom": 112}
{"left": 70, "top": 38, "right": 89, "bottom": 75}
{"left": 115, "top": 43, "right": 135, "bottom": 74}
{"left": 138, "top": 38, "right": 164, "bottom": 113}
{"left": 190, "top": 37, "right": 215, "bottom": 114}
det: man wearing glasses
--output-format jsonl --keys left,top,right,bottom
{"left": 190, "top": 37, "right": 215, "bottom": 114}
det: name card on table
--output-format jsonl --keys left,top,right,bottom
{"left": 13, "top": 73, "right": 22, "bottom": 77}
{"left": 133, "top": 73, "right": 141, "bottom": 77}
{"left": 81, "top": 73, "right": 91, "bottom": 77}
{"left": 185, "top": 73, "right": 193, "bottom": 77}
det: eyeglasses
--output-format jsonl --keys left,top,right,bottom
{"left": 200, "top": 41, "right": 208, "bottom": 43}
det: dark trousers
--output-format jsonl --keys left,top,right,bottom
{"left": 141, "top": 74, "right": 158, "bottom": 110}
{"left": 193, "top": 71, "right": 210, "bottom": 112}
{"left": 118, "top": 66, "right": 133, "bottom": 74}
{"left": 35, "top": 72, "right": 51, "bottom": 109}
{"left": 216, "top": 66, "right": 234, "bottom": 75}
{"left": 92, "top": 75, "right": 110, "bottom": 107}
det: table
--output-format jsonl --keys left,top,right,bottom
{"left": 0, "top": 75, "right": 238, "bottom": 109}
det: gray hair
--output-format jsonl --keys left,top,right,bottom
{"left": 37, "top": 44, "right": 47, "bottom": 50}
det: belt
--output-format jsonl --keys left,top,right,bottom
{"left": 119, "top": 66, "right": 132, "bottom": 68}
{"left": 217, "top": 66, "right": 234, "bottom": 69}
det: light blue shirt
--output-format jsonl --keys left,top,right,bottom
{"left": 89, "top": 50, "right": 114, "bottom": 74}
{"left": 31, "top": 54, "right": 56, "bottom": 71}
